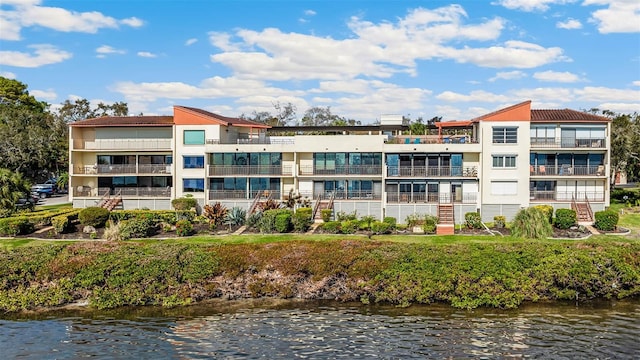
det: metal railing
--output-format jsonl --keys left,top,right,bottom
{"left": 81, "top": 138, "right": 172, "bottom": 150}
{"left": 386, "top": 136, "right": 477, "bottom": 145}
{"left": 208, "top": 190, "right": 282, "bottom": 200}
{"left": 299, "top": 165, "right": 383, "bottom": 176}
{"left": 386, "top": 192, "right": 477, "bottom": 204}
{"left": 529, "top": 191, "right": 605, "bottom": 202}
{"left": 208, "top": 165, "right": 293, "bottom": 176}
{"left": 387, "top": 166, "right": 477, "bottom": 177}
{"left": 74, "top": 164, "right": 171, "bottom": 175}
{"left": 530, "top": 137, "right": 605, "bottom": 148}
{"left": 530, "top": 165, "right": 606, "bottom": 176}
{"left": 206, "top": 137, "right": 295, "bottom": 145}
{"left": 73, "top": 186, "right": 172, "bottom": 197}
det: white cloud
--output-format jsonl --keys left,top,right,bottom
{"left": 0, "top": 44, "right": 72, "bottom": 67}
{"left": 556, "top": 18, "right": 582, "bottom": 29}
{"left": 96, "top": 45, "right": 125, "bottom": 58}
{"left": 493, "top": 0, "right": 577, "bottom": 12}
{"left": 304, "top": 10, "right": 316, "bottom": 16}
{"left": 1, "top": 0, "right": 143, "bottom": 40}
{"left": 633, "top": 80, "right": 640, "bottom": 86}
{"left": 442, "top": 40, "right": 569, "bottom": 68}
{"left": 30, "top": 89, "right": 57, "bottom": 101}
{"left": 185, "top": 38, "right": 198, "bottom": 46}
{"left": 137, "top": 51, "right": 157, "bottom": 58}
{"left": 584, "top": 0, "right": 640, "bottom": 33}
{"left": 0, "top": 71, "right": 16, "bottom": 79}
{"left": 596, "top": 102, "right": 640, "bottom": 113}
{"left": 489, "top": 70, "right": 527, "bottom": 82}
{"left": 436, "top": 90, "right": 511, "bottom": 102}
{"left": 533, "top": 70, "right": 581, "bottom": 82}
{"left": 574, "top": 86, "right": 640, "bottom": 102}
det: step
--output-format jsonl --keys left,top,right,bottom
{"left": 436, "top": 224, "right": 455, "bottom": 235}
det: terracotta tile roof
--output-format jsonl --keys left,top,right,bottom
{"left": 70, "top": 116, "right": 174, "bottom": 127}
{"left": 531, "top": 109, "right": 611, "bottom": 122}
{"left": 176, "top": 106, "right": 270, "bottom": 128}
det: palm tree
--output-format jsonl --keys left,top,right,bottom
{"left": 0, "top": 168, "right": 31, "bottom": 217}
{"left": 56, "top": 172, "right": 69, "bottom": 193}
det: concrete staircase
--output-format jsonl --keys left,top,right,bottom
{"left": 436, "top": 203, "right": 455, "bottom": 235}
{"left": 97, "top": 189, "right": 122, "bottom": 211}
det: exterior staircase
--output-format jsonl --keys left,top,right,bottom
{"left": 97, "top": 189, "right": 122, "bottom": 211}
{"left": 436, "top": 203, "right": 455, "bottom": 235}
{"left": 313, "top": 192, "right": 335, "bottom": 221}
{"left": 572, "top": 196, "right": 594, "bottom": 225}
{"left": 248, "top": 190, "right": 273, "bottom": 215}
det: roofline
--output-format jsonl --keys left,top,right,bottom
{"left": 174, "top": 105, "right": 271, "bottom": 129}
{"left": 472, "top": 100, "right": 532, "bottom": 121}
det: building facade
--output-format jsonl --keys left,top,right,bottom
{"left": 68, "top": 101, "right": 611, "bottom": 224}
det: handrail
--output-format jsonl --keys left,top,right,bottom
{"left": 327, "top": 191, "right": 336, "bottom": 213}
{"left": 248, "top": 191, "right": 262, "bottom": 215}
{"left": 585, "top": 195, "right": 594, "bottom": 221}
{"left": 96, "top": 188, "right": 111, "bottom": 207}
{"left": 312, "top": 193, "right": 322, "bottom": 220}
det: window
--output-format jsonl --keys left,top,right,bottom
{"left": 492, "top": 155, "right": 517, "bottom": 168}
{"left": 183, "top": 156, "right": 204, "bottom": 169}
{"left": 490, "top": 181, "right": 517, "bottom": 195}
{"left": 184, "top": 130, "right": 205, "bottom": 145}
{"left": 492, "top": 127, "right": 518, "bottom": 144}
{"left": 183, "top": 178, "right": 204, "bottom": 192}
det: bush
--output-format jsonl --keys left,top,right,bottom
{"left": 405, "top": 213, "right": 423, "bottom": 227}
{"left": 275, "top": 211, "right": 293, "bottom": 233}
{"left": 0, "top": 217, "right": 34, "bottom": 236}
{"left": 321, "top": 221, "right": 341, "bottom": 234}
{"left": 121, "top": 217, "right": 157, "bottom": 239}
{"left": 554, "top": 208, "right": 577, "bottom": 229}
{"left": 336, "top": 211, "right": 357, "bottom": 221}
{"left": 246, "top": 212, "right": 262, "bottom": 229}
{"left": 594, "top": 210, "right": 619, "bottom": 231}
{"left": 203, "top": 202, "right": 228, "bottom": 228}
{"left": 494, "top": 215, "right": 506, "bottom": 229}
{"left": 533, "top": 205, "right": 554, "bottom": 223}
{"left": 175, "top": 219, "right": 193, "bottom": 236}
{"left": 359, "top": 215, "right": 376, "bottom": 230}
{"left": 611, "top": 188, "right": 640, "bottom": 204}
{"left": 259, "top": 209, "right": 291, "bottom": 233}
{"left": 321, "top": 209, "right": 333, "bottom": 222}
{"left": 52, "top": 212, "right": 77, "bottom": 234}
{"left": 78, "top": 207, "right": 110, "bottom": 228}
{"left": 224, "top": 207, "right": 246, "bottom": 228}
{"left": 340, "top": 219, "right": 359, "bottom": 234}
{"left": 423, "top": 215, "right": 438, "bottom": 234}
{"left": 383, "top": 217, "right": 397, "bottom": 230}
{"left": 172, "top": 197, "right": 198, "bottom": 210}
{"left": 511, "top": 207, "right": 553, "bottom": 239}
{"left": 370, "top": 221, "right": 392, "bottom": 234}
{"left": 103, "top": 220, "right": 124, "bottom": 241}
{"left": 464, "top": 212, "right": 482, "bottom": 229}
{"left": 293, "top": 207, "right": 312, "bottom": 232}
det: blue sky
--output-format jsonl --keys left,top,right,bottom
{"left": 1, "top": 0, "right": 639, "bottom": 122}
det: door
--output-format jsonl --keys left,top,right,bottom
{"left": 561, "top": 128, "right": 576, "bottom": 148}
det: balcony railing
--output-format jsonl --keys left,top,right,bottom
{"left": 79, "top": 138, "right": 172, "bottom": 150}
{"left": 530, "top": 138, "right": 605, "bottom": 148}
{"left": 299, "top": 165, "right": 383, "bottom": 176}
{"left": 206, "top": 137, "right": 295, "bottom": 145}
{"left": 73, "top": 186, "right": 172, "bottom": 197}
{"left": 387, "top": 166, "right": 477, "bottom": 177}
{"left": 207, "top": 165, "right": 293, "bottom": 176}
{"left": 208, "top": 190, "right": 282, "bottom": 200}
{"left": 387, "top": 192, "right": 478, "bottom": 204}
{"left": 386, "top": 135, "right": 476, "bottom": 145}
{"left": 529, "top": 191, "right": 605, "bottom": 202}
{"left": 530, "top": 165, "right": 606, "bottom": 176}
{"left": 74, "top": 164, "right": 172, "bottom": 175}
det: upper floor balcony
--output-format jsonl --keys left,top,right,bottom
{"left": 387, "top": 165, "right": 478, "bottom": 178}
{"left": 299, "top": 165, "right": 383, "bottom": 176}
{"left": 206, "top": 136, "right": 296, "bottom": 145}
{"left": 530, "top": 137, "right": 605, "bottom": 149}
{"left": 530, "top": 165, "right": 606, "bottom": 177}
{"left": 74, "top": 138, "right": 172, "bottom": 150}
{"left": 386, "top": 135, "right": 476, "bottom": 145}
{"left": 73, "top": 163, "right": 171, "bottom": 175}
{"left": 207, "top": 165, "right": 293, "bottom": 177}
{"left": 74, "top": 186, "right": 172, "bottom": 198}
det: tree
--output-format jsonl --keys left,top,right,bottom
{"left": 56, "top": 98, "right": 128, "bottom": 123}
{"left": 0, "top": 168, "right": 31, "bottom": 217}
{"left": 240, "top": 102, "right": 297, "bottom": 126}
{"left": 300, "top": 106, "right": 359, "bottom": 127}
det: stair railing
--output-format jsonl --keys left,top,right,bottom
{"left": 585, "top": 195, "right": 593, "bottom": 222}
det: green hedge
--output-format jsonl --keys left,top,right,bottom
{"left": 109, "top": 209, "right": 195, "bottom": 224}
{"left": 555, "top": 208, "right": 577, "bottom": 230}
{"left": 594, "top": 210, "right": 619, "bottom": 231}
{"left": 79, "top": 207, "right": 110, "bottom": 228}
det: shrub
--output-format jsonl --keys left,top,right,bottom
{"left": 103, "top": 220, "right": 124, "bottom": 241}
{"left": 336, "top": 211, "right": 357, "bottom": 221}
{"left": 533, "top": 205, "right": 554, "bottom": 223}
{"left": 511, "top": 207, "right": 553, "bottom": 239}
{"left": 594, "top": 210, "right": 619, "bottom": 231}
{"left": 423, "top": 215, "right": 438, "bottom": 234}
{"left": 321, "top": 209, "right": 333, "bottom": 222}
{"left": 175, "top": 219, "right": 193, "bottom": 236}
{"left": 224, "top": 207, "right": 246, "bottom": 228}
{"left": 554, "top": 208, "right": 577, "bottom": 229}
{"left": 383, "top": 217, "right": 397, "bottom": 230}
{"left": 370, "top": 221, "right": 392, "bottom": 234}
{"left": 246, "top": 212, "right": 262, "bottom": 229}
{"left": 259, "top": 198, "right": 282, "bottom": 211}
{"left": 203, "top": 202, "right": 228, "bottom": 228}
{"left": 52, "top": 213, "right": 76, "bottom": 234}
{"left": 494, "top": 215, "right": 506, "bottom": 229}
{"left": 340, "top": 219, "right": 359, "bottom": 234}
{"left": 172, "top": 197, "right": 198, "bottom": 210}
{"left": 611, "top": 189, "right": 640, "bottom": 204}
{"left": 78, "top": 207, "right": 110, "bottom": 228}
{"left": 464, "top": 212, "right": 482, "bottom": 229}
{"left": 259, "top": 209, "right": 291, "bottom": 233}
{"left": 359, "top": 215, "right": 376, "bottom": 230}
{"left": 121, "top": 217, "right": 157, "bottom": 239}
{"left": 0, "top": 217, "right": 34, "bottom": 236}
{"left": 321, "top": 221, "right": 341, "bottom": 233}
{"left": 275, "top": 211, "right": 293, "bottom": 233}
{"left": 293, "top": 207, "right": 312, "bottom": 232}
{"left": 405, "top": 213, "right": 423, "bottom": 227}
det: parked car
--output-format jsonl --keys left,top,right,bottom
{"left": 31, "top": 184, "right": 55, "bottom": 199}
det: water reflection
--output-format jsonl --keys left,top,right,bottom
{"left": 1, "top": 300, "right": 638, "bottom": 359}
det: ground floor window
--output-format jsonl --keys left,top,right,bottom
{"left": 313, "top": 180, "right": 381, "bottom": 199}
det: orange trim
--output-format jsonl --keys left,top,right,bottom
{"left": 474, "top": 101, "right": 531, "bottom": 122}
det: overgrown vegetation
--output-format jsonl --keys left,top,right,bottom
{"left": 511, "top": 207, "right": 553, "bottom": 239}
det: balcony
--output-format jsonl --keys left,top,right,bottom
{"left": 208, "top": 190, "right": 282, "bottom": 200}
{"left": 530, "top": 137, "right": 605, "bottom": 149}
{"left": 77, "top": 138, "right": 172, "bottom": 150}
{"left": 386, "top": 135, "right": 476, "bottom": 145}
{"left": 73, "top": 164, "right": 172, "bottom": 175}
{"left": 529, "top": 191, "right": 605, "bottom": 202}
{"left": 207, "top": 165, "right": 293, "bottom": 176}
{"left": 530, "top": 165, "right": 606, "bottom": 176}
{"left": 206, "top": 137, "right": 295, "bottom": 145}
{"left": 387, "top": 192, "right": 478, "bottom": 204}
{"left": 299, "top": 165, "right": 383, "bottom": 176}
{"left": 387, "top": 166, "right": 477, "bottom": 177}
{"left": 73, "top": 186, "right": 172, "bottom": 197}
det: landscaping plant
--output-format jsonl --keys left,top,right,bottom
{"left": 79, "top": 207, "right": 110, "bottom": 228}
{"left": 594, "top": 210, "right": 619, "bottom": 231}
{"left": 554, "top": 208, "right": 577, "bottom": 229}
{"left": 511, "top": 207, "right": 553, "bottom": 239}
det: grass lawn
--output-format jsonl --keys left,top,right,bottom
{"left": 35, "top": 203, "right": 73, "bottom": 212}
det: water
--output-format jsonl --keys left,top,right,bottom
{"left": 1, "top": 300, "right": 638, "bottom": 359}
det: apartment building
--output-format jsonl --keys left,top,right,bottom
{"left": 68, "top": 101, "right": 611, "bottom": 226}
